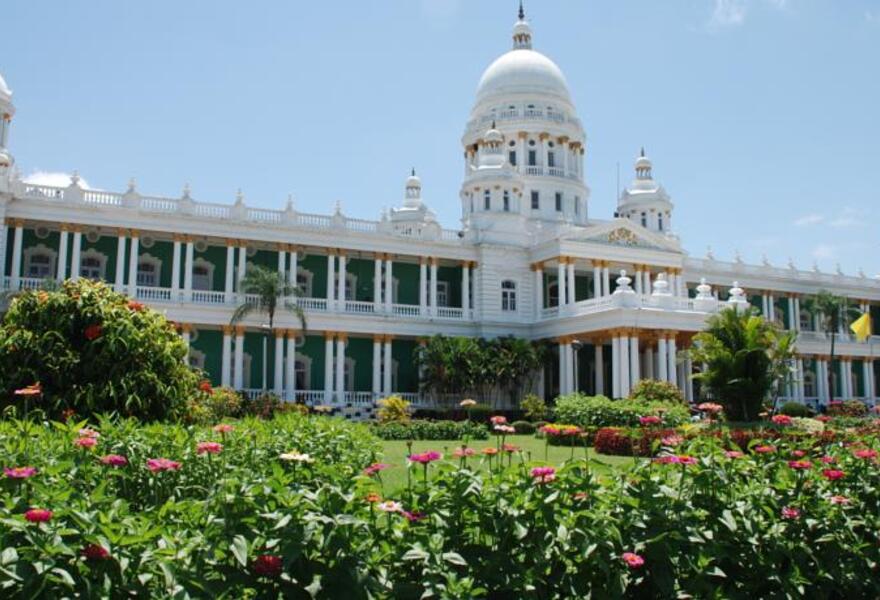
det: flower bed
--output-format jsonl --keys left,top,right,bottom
{"left": 372, "top": 419, "right": 489, "bottom": 440}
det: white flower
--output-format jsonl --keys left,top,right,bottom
{"left": 279, "top": 451, "right": 314, "bottom": 463}
{"left": 377, "top": 500, "right": 402, "bottom": 513}
{"left": 459, "top": 399, "right": 477, "bottom": 407}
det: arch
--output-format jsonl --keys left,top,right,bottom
{"left": 296, "top": 268, "right": 314, "bottom": 297}
{"left": 136, "top": 253, "right": 162, "bottom": 287}
{"left": 192, "top": 257, "right": 215, "bottom": 291}
{"left": 79, "top": 248, "right": 108, "bottom": 281}
{"left": 23, "top": 243, "right": 57, "bottom": 279}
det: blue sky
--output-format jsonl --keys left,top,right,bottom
{"left": 2, "top": 0, "right": 879, "bottom": 275}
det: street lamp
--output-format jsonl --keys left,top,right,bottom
{"left": 572, "top": 339, "right": 583, "bottom": 394}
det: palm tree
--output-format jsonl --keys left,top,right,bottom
{"left": 230, "top": 265, "right": 307, "bottom": 388}
{"left": 805, "top": 290, "right": 859, "bottom": 404}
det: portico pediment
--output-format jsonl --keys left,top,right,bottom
{"left": 566, "top": 219, "right": 682, "bottom": 253}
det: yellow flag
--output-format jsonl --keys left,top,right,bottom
{"left": 850, "top": 312, "right": 872, "bottom": 342}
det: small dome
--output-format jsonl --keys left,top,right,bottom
{"left": 406, "top": 169, "right": 421, "bottom": 188}
{"left": 484, "top": 124, "right": 503, "bottom": 143}
{"left": 475, "top": 49, "right": 571, "bottom": 105}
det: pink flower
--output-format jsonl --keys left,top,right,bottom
{"left": 14, "top": 383, "right": 42, "bottom": 396}
{"left": 252, "top": 554, "right": 283, "bottom": 577}
{"left": 196, "top": 441, "right": 223, "bottom": 455}
{"left": 452, "top": 447, "right": 475, "bottom": 458}
{"left": 754, "top": 445, "right": 776, "bottom": 454}
{"left": 74, "top": 437, "right": 97, "bottom": 448}
{"left": 408, "top": 451, "right": 442, "bottom": 464}
{"left": 787, "top": 460, "right": 812, "bottom": 470}
{"left": 82, "top": 544, "right": 110, "bottom": 561}
{"left": 781, "top": 506, "right": 801, "bottom": 520}
{"left": 100, "top": 454, "right": 128, "bottom": 467}
{"left": 4, "top": 466, "right": 37, "bottom": 479}
{"left": 481, "top": 447, "right": 499, "bottom": 456}
{"left": 378, "top": 500, "right": 402, "bottom": 513}
{"left": 697, "top": 402, "right": 723, "bottom": 414}
{"left": 822, "top": 469, "right": 846, "bottom": 481}
{"left": 78, "top": 428, "right": 100, "bottom": 439}
{"left": 854, "top": 449, "right": 879, "bottom": 460}
{"left": 213, "top": 424, "right": 235, "bottom": 434}
{"left": 489, "top": 415, "right": 508, "bottom": 425}
{"left": 654, "top": 455, "right": 680, "bottom": 465}
{"left": 820, "top": 455, "right": 836, "bottom": 464}
{"left": 502, "top": 443, "right": 520, "bottom": 453}
{"left": 771, "top": 415, "right": 792, "bottom": 426}
{"left": 676, "top": 455, "right": 698, "bottom": 466}
{"left": 661, "top": 435, "right": 684, "bottom": 447}
{"left": 401, "top": 510, "right": 426, "bottom": 523}
{"left": 25, "top": 508, "right": 53, "bottom": 523}
{"left": 639, "top": 415, "right": 662, "bottom": 426}
{"left": 494, "top": 424, "right": 516, "bottom": 434}
{"left": 791, "top": 450, "right": 806, "bottom": 458}
{"left": 621, "top": 552, "right": 645, "bottom": 568}
{"left": 531, "top": 466, "right": 556, "bottom": 484}
{"left": 724, "top": 451, "right": 744, "bottom": 459}
{"left": 829, "top": 495, "right": 850, "bottom": 505}
{"left": 146, "top": 458, "right": 181, "bottom": 473}
{"left": 363, "top": 462, "right": 390, "bottom": 476}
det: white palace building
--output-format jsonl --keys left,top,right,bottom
{"left": 0, "top": 8, "right": 877, "bottom": 410}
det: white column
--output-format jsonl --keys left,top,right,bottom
{"left": 533, "top": 264, "right": 543, "bottom": 317}
{"left": 237, "top": 245, "right": 248, "bottom": 294}
{"left": 644, "top": 271, "right": 652, "bottom": 295}
{"left": 463, "top": 261, "right": 472, "bottom": 316}
{"left": 337, "top": 253, "right": 347, "bottom": 309}
{"left": 224, "top": 244, "right": 235, "bottom": 300}
{"left": 372, "top": 336, "right": 382, "bottom": 397}
{"left": 285, "top": 331, "right": 296, "bottom": 402}
{"left": 171, "top": 238, "right": 181, "bottom": 299}
{"left": 566, "top": 260, "right": 576, "bottom": 304}
{"left": 594, "top": 343, "right": 604, "bottom": 396}
{"left": 795, "top": 358, "right": 804, "bottom": 401}
{"left": 667, "top": 335, "right": 678, "bottom": 387}
{"left": 373, "top": 256, "right": 382, "bottom": 309}
{"left": 684, "top": 356, "right": 694, "bottom": 403}
{"left": 114, "top": 232, "right": 126, "bottom": 291}
{"left": 629, "top": 334, "right": 640, "bottom": 389}
{"left": 384, "top": 258, "right": 393, "bottom": 312}
{"left": 183, "top": 239, "right": 194, "bottom": 301}
{"left": 9, "top": 222, "right": 23, "bottom": 288}
{"left": 592, "top": 262, "right": 601, "bottom": 298}
{"left": 657, "top": 337, "right": 669, "bottom": 382}
{"left": 645, "top": 347, "right": 655, "bottom": 380}
{"left": 233, "top": 327, "right": 245, "bottom": 390}
{"left": 335, "top": 335, "right": 346, "bottom": 402}
{"left": 429, "top": 259, "right": 438, "bottom": 316}
{"left": 383, "top": 338, "right": 392, "bottom": 395}
{"left": 323, "top": 334, "right": 334, "bottom": 403}
{"left": 559, "top": 342, "right": 569, "bottom": 395}
{"left": 675, "top": 272, "right": 684, "bottom": 297}
{"left": 816, "top": 360, "right": 826, "bottom": 403}
{"left": 419, "top": 259, "right": 428, "bottom": 315}
{"left": 70, "top": 230, "right": 82, "bottom": 283}
{"left": 557, "top": 260, "right": 567, "bottom": 307}
{"left": 602, "top": 266, "right": 610, "bottom": 297}
{"left": 273, "top": 332, "right": 284, "bottom": 396}
{"left": 767, "top": 294, "right": 776, "bottom": 322}
{"left": 619, "top": 334, "right": 631, "bottom": 398}
{"left": 634, "top": 267, "right": 643, "bottom": 294}
{"left": 761, "top": 293, "right": 769, "bottom": 319}
{"left": 126, "top": 233, "right": 139, "bottom": 296}
{"left": 325, "top": 253, "right": 335, "bottom": 308}
{"left": 221, "top": 328, "right": 232, "bottom": 387}
{"left": 839, "top": 359, "right": 849, "bottom": 399}
{"left": 289, "top": 249, "right": 298, "bottom": 288}
{"left": 517, "top": 133, "right": 525, "bottom": 175}
{"left": 611, "top": 336, "right": 621, "bottom": 398}
{"left": 864, "top": 360, "right": 875, "bottom": 399}
{"left": 57, "top": 228, "right": 69, "bottom": 281}
{"left": 795, "top": 297, "right": 802, "bottom": 331}
{"left": 787, "top": 296, "right": 795, "bottom": 330}
{"left": 277, "top": 246, "right": 286, "bottom": 279}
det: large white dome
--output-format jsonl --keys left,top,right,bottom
{"left": 475, "top": 49, "right": 571, "bottom": 106}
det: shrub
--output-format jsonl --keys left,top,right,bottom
{"left": 779, "top": 401, "right": 813, "bottom": 417}
{"left": 377, "top": 395, "right": 411, "bottom": 424}
{"left": 520, "top": 394, "right": 547, "bottom": 420}
{"left": 0, "top": 279, "right": 199, "bottom": 420}
{"left": 373, "top": 419, "right": 488, "bottom": 440}
{"left": 184, "top": 387, "right": 244, "bottom": 424}
{"left": 827, "top": 400, "right": 869, "bottom": 418}
{"left": 592, "top": 426, "right": 677, "bottom": 456}
{"left": 241, "top": 392, "right": 283, "bottom": 419}
{"left": 553, "top": 393, "right": 689, "bottom": 429}
{"left": 512, "top": 420, "right": 536, "bottom": 434}
{"left": 629, "top": 379, "right": 685, "bottom": 405}
{"left": 791, "top": 416, "right": 825, "bottom": 434}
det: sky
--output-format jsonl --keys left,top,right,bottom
{"left": 2, "top": 0, "right": 879, "bottom": 276}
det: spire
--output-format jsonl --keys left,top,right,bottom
{"left": 411, "top": 167, "right": 415, "bottom": 176}
{"left": 512, "top": 2, "right": 532, "bottom": 49}
{"left": 518, "top": 0, "right": 525, "bottom": 21}
{"left": 640, "top": 147, "right": 645, "bottom": 158}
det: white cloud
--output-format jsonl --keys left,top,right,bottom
{"left": 828, "top": 207, "right": 865, "bottom": 228}
{"left": 23, "top": 170, "right": 93, "bottom": 189}
{"left": 794, "top": 213, "right": 824, "bottom": 226}
{"left": 710, "top": 0, "right": 748, "bottom": 27}
{"left": 812, "top": 244, "right": 836, "bottom": 260}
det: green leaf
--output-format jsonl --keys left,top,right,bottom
{"left": 0, "top": 547, "right": 17, "bottom": 565}
{"left": 720, "top": 510, "right": 737, "bottom": 532}
{"left": 230, "top": 535, "right": 248, "bottom": 567}
{"left": 442, "top": 552, "right": 468, "bottom": 566}
{"left": 402, "top": 548, "right": 430, "bottom": 562}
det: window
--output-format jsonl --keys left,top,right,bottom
{"left": 469, "top": 197, "right": 474, "bottom": 213}
{"left": 574, "top": 196, "right": 580, "bottom": 215}
{"left": 333, "top": 357, "right": 356, "bottom": 392}
{"left": 531, "top": 190, "right": 539, "bottom": 210}
{"left": 436, "top": 281, "right": 449, "bottom": 307}
{"left": 23, "top": 245, "right": 55, "bottom": 279}
{"left": 484, "top": 190, "right": 491, "bottom": 210}
{"left": 658, "top": 213, "right": 664, "bottom": 231}
{"left": 136, "top": 255, "right": 162, "bottom": 287}
{"left": 547, "top": 281, "right": 559, "bottom": 307}
{"left": 508, "top": 151, "right": 516, "bottom": 166}
{"left": 548, "top": 152, "right": 555, "bottom": 168}
{"left": 79, "top": 249, "right": 107, "bottom": 281}
{"left": 641, "top": 212, "right": 647, "bottom": 227}
{"left": 555, "top": 192, "right": 563, "bottom": 212}
{"left": 296, "top": 270, "right": 314, "bottom": 297}
{"left": 503, "top": 190, "right": 510, "bottom": 212}
{"left": 804, "top": 369, "right": 816, "bottom": 398}
{"left": 295, "top": 358, "right": 311, "bottom": 391}
{"left": 501, "top": 280, "right": 517, "bottom": 312}
{"left": 192, "top": 258, "right": 214, "bottom": 291}
{"left": 528, "top": 150, "right": 537, "bottom": 166}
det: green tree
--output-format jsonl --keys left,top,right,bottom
{"left": 689, "top": 307, "right": 796, "bottom": 421}
{"left": 804, "top": 290, "right": 858, "bottom": 403}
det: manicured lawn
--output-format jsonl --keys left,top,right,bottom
{"left": 376, "top": 434, "right": 634, "bottom": 492}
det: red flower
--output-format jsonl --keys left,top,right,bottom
{"left": 815, "top": 415, "right": 832, "bottom": 423}
{"left": 791, "top": 450, "right": 806, "bottom": 458}
{"left": 213, "top": 424, "right": 235, "bottom": 434}
{"left": 363, "top": 463, "right": 390, "bottom": 476}
{"left": 621, "top": 552, "right": 645, "bottom": 568}
{"left": 407, "top": 451, "right": 442, "bottom": 464}
{"left": 724, "top": 450, "right": 744, "bottom": 459}
{"left": 127, "top": 300, "right": 145, "bottom": 312}
{"left": 781, "top": 506, "right": 801, "bottom": 520}
{"left": 100, "top": 454, "right": 128, "bottom": 467}
{"left": 4, "top": 466, "right": 37, "bottom": 479}
{"left": 82, "top": 544, "right": 110, "bottom": 561}
{"left": 25, "top": 508, "right": 53, "bottom": 523}
{"left": 74, "top": 437, "right": 97, "bottom": 448}
{"left": 196, "top": 441, "right": 223, "bottom": 455}
{"left": 822, "top": 469, "right": 846, "bottom": 481}
{"left": 820, "top": 455, "right": 836, "bottom": 464}
{"left": 146, "top": 458, "right": 181, "bottom": 472}
{"left": 252, "top": 554, "right": 283, "bottom": 577}
{"left": 84, "top": 324, "right": 103, "bottom": 341}
{"left": 854, "top": 449, "right": 879, "bottom": 460}
{"left": 676, "top": 455, "right": 698, "bottom": 466}
{"left": 787, "top": 460, "right": 812, "bottom": 470}
{"left": 639, "top": 415, "right": 662, "bottom": 426}
{"left": 198, "top": 380, "right": 213, "bottom": 393}
{"left": 754, "top": 445, "right": 776, "bottom": 454}
{"left": 530, "top": 466, "right": 556, "bottom": 484}
{"left": 771, "top": 415, "right": 792, "bottom": 426}
{"left": 401, "top": 510, "right": 426, "bottom": 523}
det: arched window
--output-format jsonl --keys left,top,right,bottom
{"left": 79, "top": 249, "right": 107, "bottom": 281}
{"left": 800, "top": 309, "right": 812, "bottom": 332}
{"left": 23, "top": 244, "right": 56, "bottom": 279}
{"left": 501, "top": 280, "right": 517, "bottom": 312}
{"left": 296, "top": 269, "right": 314, "bottom": 297}
{"left": 547, "top": 151, "right": 555, "bottom": 168}
{"left": 804, "top": 369, "right": 816, "bottom": 399}
{"left": 136, "top": 254, "right": 162, "bottom": 287}
{"left": 483, "top": 189, "right": 491, "bottom": 210}
{"left": 295, "top": 357, "right": 312, "bottom": 391}
{"left": 503, "top": 190, "right": 510, "bottom": 212}
{"left": 192, "top": 258, "right": 215, "bottom": 291}
{"left": 641, "top": 212, "right": 647, "bottom": 227}
{"left": 658, "top": 213, "right": 664, "bottom": 231}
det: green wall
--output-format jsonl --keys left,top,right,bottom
{"left": 191, "top": 329, "right": 223, "bottom": 385}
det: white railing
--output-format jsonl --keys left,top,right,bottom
{"left": 525, "top": 166, "right": 543, "bottom": 176}
{"left": 295, "top": 297, "right": 329, "bottom": 311}
{"left": 344, "top": 300, "right": 375, "bottom": 314}
{"left": 436, "top": 306, "right": 464, "bottom": 320}
{"left": 191, "top": 290, "right": 227, "bottom": 304}
{"left": 294, "top": 390, "right": 326, "bottom": 405}
{"left": 547, "top": 167, "right": 565, "bottom": 178}
{"left": 136, "top": 286, "right": 172, "bottom": 302}
{"left": 392, "top": 303, "right": 421, "bottom": 317}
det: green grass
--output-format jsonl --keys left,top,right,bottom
{"left": 374, "top": 435, "right": 634, "bottom": 493}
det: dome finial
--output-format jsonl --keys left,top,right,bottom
{"left": 411, "top": 167, "right": 415, "bottom": 176}
{"left": 518, "top": 0, "right": 525, "bottom": 21}
{"left": 640, "top": 146, "right": 645, "bottom": 158}
{"left": 512, "top": 3, "right": 532, "bottom": 49}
